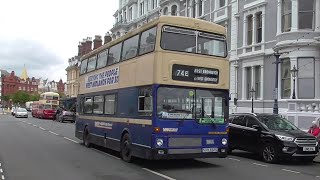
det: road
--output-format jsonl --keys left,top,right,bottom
{"left": 1, "top": 114, "right": 320, "bottom": 180}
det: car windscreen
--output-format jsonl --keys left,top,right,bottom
{"left": 17, "top": 108, "right": 27, "bottom": 112}
{"left": 258, "top": 116, "right": 298, "bottom": 131}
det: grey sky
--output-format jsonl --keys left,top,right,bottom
{"left": 0, "top": 0, "right": 118, "bottom": 81}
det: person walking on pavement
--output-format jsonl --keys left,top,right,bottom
{"left": 308, "top": 118, "right": 320, "bottom": 137}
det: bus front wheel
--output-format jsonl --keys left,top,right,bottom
{"left": 120, "top": 133, "right": 133, "bottom": 163}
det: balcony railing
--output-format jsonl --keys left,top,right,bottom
{"left": 287, "top": 99, "right": 320, "bottom": 113}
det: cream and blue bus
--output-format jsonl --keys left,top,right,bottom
{"left": 75, "top": 16, "right": 229, "bottom": 162}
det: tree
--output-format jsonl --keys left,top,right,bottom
{"left": 30, "top": 94, "right": 40, "bottom": 101}
{"left": 12, "top": 91, "right": 30, "bottom": 105}
{"left": 2, "top": 95, "right": 11, "bottom": 102}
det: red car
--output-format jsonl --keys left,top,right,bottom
{"left": 37, "top": 104, "right": 56, "bottom": 120}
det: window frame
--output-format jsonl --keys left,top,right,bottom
{"left": 138, "top": 86, "right": 153, "bottom": 115}
{"left": 139, "top": 26, "right": 157, "bottom": 56}
{"left": 297, "top": 57, "right": 315, "bottom": 99}
{"left": 86, "top": 55, "right": 98, "bottom": 73}
{"left": 121, "top": 34, "right": 139, "bottom": 61}
{"left": 281, "top": 58, "right": 291, "bottom": 99}
{"left": 160, "top": 25, "right": 228, "bottom": 58}
{"left": 96, "top": 49, "right": 109, "bottom": 70}
{"left": 104, "top": 94, "right": 117, "bottom": 115}
{"left": 107, "top": 42, "right": 123, "bottom": 66}
{"left": 93, "top": 95, "right": 104, "bottom": 114}
{"left": 282, "top": 0, "right": 292, "bottom": 32}
{"left": 298, "top": 0, "right": 315, "bottom": 30}
{"left": 84, "top": 97, "right": 93, "bottom": 114}
{"left": 256, "top": 12, "right": 262, "bottom": 43}
{"left": 247, "top": 14, "right": 253, "bottom": 45}
{"left": 80, "top": 59, "right": 88, "bottom": 75}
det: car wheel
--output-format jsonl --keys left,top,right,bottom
{"left": 120, "top": 133, "right": 133, "bottom": 163}
{"left": 262, "top": 143, "right": 278, "bottom": 163}
{"left": 83, "top": 128, "right": 91, "bottom": 148}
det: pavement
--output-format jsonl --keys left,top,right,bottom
{"left": 1, "top": 114, "right": 320, "bottom": 180}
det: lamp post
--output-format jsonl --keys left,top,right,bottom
{"left": 250, "top": 87, "right": 256, "bottom": 113}
{"left": 273, "top": 52, "right": 281, "bottom": 114}
{"left": 290, "top": 65, "right": 298, "bottom": 99}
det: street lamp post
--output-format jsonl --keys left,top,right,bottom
{"left": 273, "top": 52, "right": 281, "bottom": 114}
{"left": 250, "top": 87, "right": 256, "bottom": 113}
{"left": 290, "top": 65, "right": 298, "bottom": 99}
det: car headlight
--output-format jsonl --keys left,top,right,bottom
{"left": 222, "top": 138, "right": 227, "bottom": 145}
{"left": 156, "top": 138, "right": 164, "bottom": 147}
{"left": 275, "top": 135, "right": 294, "bottom": 142}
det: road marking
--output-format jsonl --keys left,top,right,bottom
{"left": 27, "top": 123, "right": 31, "bottom": 125}
{"left": 142, "top": 168, "right": 176, "bottom": 180}
{"left": 22, "top": 121, "right": 26, "bottom": 123}
{"left": 63, "top": 137, "right": 79, "bottom": 144}
{"left": 91, "top": 148, "right": 121, "bottom": 160}
{"left": 316, "top": 176, "right": 320, "bottom": 178}
{"left": 32, "top": 124, "right": 38, "bottom": 127}
{"left": 281, "top": 169, "right": 300, "bottom": 174}
{"left": 228, "top": 158, "right": 240, "bottom": 161}
{"left": 0, "top": 163, "right": 1, "bottom": 166}
{"left": 39, "top": 127, "right": 46, "bottom": 130}
{"left": 1, "top": 175, "right": 4, "bottom": 180}
{"left": 253, "top": 163, "right": 268, "bottom": 167}
{"left": 49, "top": 131, "right": 59, "bottom": 136}
{"left": 0, "top": 169, "right": 2, "bottom": 173}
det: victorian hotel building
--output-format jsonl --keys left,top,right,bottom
{"left": 111, "top": 0, "right": 320, "bottom": 130}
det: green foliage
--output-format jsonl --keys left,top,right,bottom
{"left": 2, "top": 95, "right": 11, "bottom": 101}
{"left": 12, "top": 91, "right": 30, "bottom": 104}
{"left": 30, "top": 94, "right": 40, "bottom": 101}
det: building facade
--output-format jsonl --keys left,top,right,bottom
{"left": 2, "top": 71, "right": 38, "bottom": 96}
{"left": 229, "top": 0, "right": 320, "bottom": 130}
{"left": 66, "top": 56, "right": 80, "bottom": 98}
{"left": 111, "top": 0, "right": 320, "bottom": 129}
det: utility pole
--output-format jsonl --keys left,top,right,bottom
{"left": 273, "top": 52, "right": 281, "bottom": 114}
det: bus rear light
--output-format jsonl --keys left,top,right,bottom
{"left": 154, "top": 127, "right": 161, "bottom": 132}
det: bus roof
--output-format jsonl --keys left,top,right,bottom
{"left": 41, "top": 92, "right": 59, "bottom": 96}
{"left": 81, "top": 16, "right": 226, "bottom": 60}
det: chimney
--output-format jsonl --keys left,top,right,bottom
{"left": 81, "top": 39, "right": 86, "bottom": 56}
{"left": 78, "top": 42, "right": 82, "bottom": 56}
{"left": 104, "top": 32, "right": 112, "bottom": 44}
{"left": 93, "top": 35, "right": 102, "bottom": 50}
{"left": 85, "top": 37, "right": 92, "bottom": 54}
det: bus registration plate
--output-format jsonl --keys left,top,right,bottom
{"left": 202, "top": 148, "right": 218, "bottom": 153}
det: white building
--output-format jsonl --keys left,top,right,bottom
{"left": 111, "top": 0, "right": 320, "bottom": 129}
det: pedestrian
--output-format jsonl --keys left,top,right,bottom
{"left": 308, "top": 118, "right": 320, "bottom": 137}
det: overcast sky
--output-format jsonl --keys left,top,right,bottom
{"left": 0, "top": 0, "right": 118, "bottom": 81}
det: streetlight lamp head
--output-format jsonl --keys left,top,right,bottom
{"left": 290, "top": 65, "right": 298, "bottom": 78}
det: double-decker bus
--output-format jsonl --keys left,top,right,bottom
{"left": 37, "top": 92, "right": 60, "bottom": 119}
{"left": 76, "top": 16, "right": 229, "bottom": 162}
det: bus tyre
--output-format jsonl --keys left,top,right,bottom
{"left": 120, "top": 133, "right": 133, "bottom": 163}
{"left": 83, "top": 129, "right": 91, "bottom": 148}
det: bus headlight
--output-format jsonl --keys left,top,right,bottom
{"left": 156, "top": 138, "right": 164, "bottom": 147}
{"left": 222, "top": 138, "right": 227, "bottom": 145}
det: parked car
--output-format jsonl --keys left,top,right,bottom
{"left": 15, "top": 108, "right": 28, "bottom": 118}
{"left": 228, "top": 113, "right": 319, "bottom": 163}
{"left": 55, "top": 109, "right": 75, "bottom": 123}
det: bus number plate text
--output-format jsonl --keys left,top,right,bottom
{"left": 172, "top": 64, "right": 219, "bottom": 84}
{"left": 202, "top": 148, "right": 218, "bottom": 153}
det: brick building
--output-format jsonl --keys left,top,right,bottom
{"left": 2, "top": 71, "right": 38, "bottom": 96}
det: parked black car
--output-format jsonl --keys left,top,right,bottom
{"left": 55, "top": 109, "right": 75, "bottom": 123}
{"left": 228, "top": 113, "right": 319, "bottom": 163}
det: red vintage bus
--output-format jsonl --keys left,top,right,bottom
{"left": 36, "top": 92, "right": 60, "bottom": 119}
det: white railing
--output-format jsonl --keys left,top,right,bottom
{"left": 287, "top": 99, "right": 320, "bottom": 113}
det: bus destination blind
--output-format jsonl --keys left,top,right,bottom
{"left": 172, "top": 64, "right": 219, "bottom": 84}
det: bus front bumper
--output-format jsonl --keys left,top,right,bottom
{"left": 150, "top": 148, "right": 228, "bottom": 160}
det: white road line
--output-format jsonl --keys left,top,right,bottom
{"left": 49, "top": 131, "right": 59, "bottom": 136}
{"left": 22, "top": 121, "right": 26, "bottom": 123}
{"left": 32, "top": 124, "right": 38, "bottom": 127}
{"left": 63, "top": 137, "right": 79, "bottom": 144}
{"left": 0, "top": 169, "right": 2, "bottom": 173}
{"left": 0, "top": 163, "right": 1, "bottom": 166}
{"left": 39, "top": 127, "right": 46, "bottom": 130}
{"left": 27, "top": 123, "right": 31, "bottom": 125}
{"left": 1, "top": 175, "right": 4, "bottom": 180}
{"left": 91, "top": 148, "right": 121, "bottom": 160}
{"left": 142, "top": 168, "right": 176, "bottom": 180}
{"left": 253, "top": 163, "right": 268, "bottom": 167}
{"left": 316, "top": 176, "right": 320, "bottom": 178}
{"left": 228, "top": 158, "right": 240, "bottom": 161}
{"left": 281, "top": 169, "right": 300, "bottom": 174}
